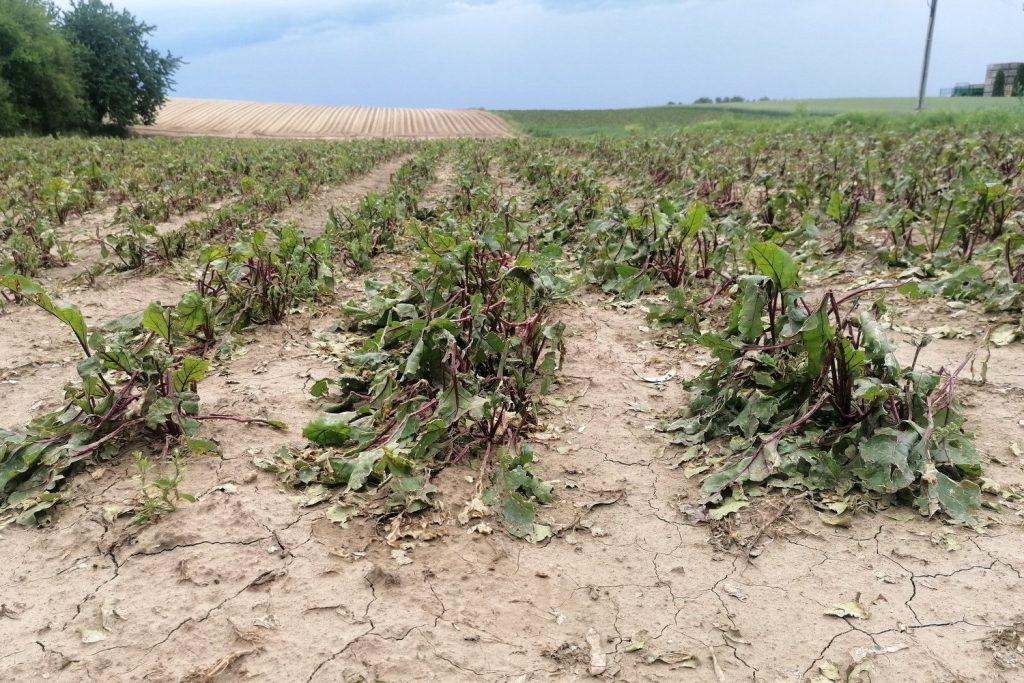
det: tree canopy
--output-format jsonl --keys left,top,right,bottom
{"left": 60, "top": 0, "right": 182, "bottom": 129}
{"left": 0, "top": 0, "right": 180, "bottom": 135}
{"left": 0, "top": 0, "right": 86, "bottom": 134}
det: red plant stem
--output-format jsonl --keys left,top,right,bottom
{"left": 724, "top": 392, "right": 830, "bottom": 489}
{"left": 831, "top": 283, "right": 898, "bottom": 307}
{"left": 72, "top": 418, "right": 146, "bottom": 459}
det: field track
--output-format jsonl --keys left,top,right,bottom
{"left": 135, "top": 98, "right": 511, "bottom": 139}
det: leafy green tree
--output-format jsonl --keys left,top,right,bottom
{"left": 60, "top": 0, "right": 181, "bottom": 129}
{"left": 0, "top": 0, "right": 86, "bottom": 134}
{"left": 992, "top": 69, "right": 1006, "bottom": 97}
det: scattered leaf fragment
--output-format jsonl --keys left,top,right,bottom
{"left": 633, "top": 368, "right": 676, "bottom": 384}
{"left": 721, "top": 582, "right": 748, "bottom": 601}
{"left": 390, "top": 549, "right": 413, "bottom": 566}
{"left": 824, "top": 596, "right": 869, "bottom": 620}
{"left": 80, "top": 628, "right": 107, "bottom": 644}
{"left": 707, "top": 495, "right": 749, "bottom": 521}
{"left": 100, "top": 599, "right": 126, "bottom": 630}
{"left": 586, "top": 627, "right": 607, "bottom": 675}
{"left": 815, "top": 660, "right": 841, "bottom": 681}
{"left": 457, "top": 496, "right": 490, "bottom": 525}
{"left": 644, "top": 651, "right": 698, "bottom": 667}
{"left": 990, "top": 324, "right": 1018, "bottom": 347}
{"left": 708, "top": 645, "right": 727, "bottom": 682}
{"left": 625, "top": 640, "right": 645, "bottom": 653}
{"left": 529, "top": 524, "right": 552, "bottom": 544}
{"left": 326, "top": 503, "right": 358, "bottom": 526}
{"left": 819, "top": 512, "right": 852, "bottom": 527}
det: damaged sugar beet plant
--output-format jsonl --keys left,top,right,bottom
{"left": 0, "top": 276, "right": 216, "bottom": 525}
{"left": 325, "top": 151, "right": 440, "bottom": 272}
{"left": 263, "top": 202, "right": 568, "bottom": 538}
{"left": 661, "top": 243, "right": 984, "bottom": 525}
{"left": 0, "top": 225, "right": 336, "bottom": 524}
{"left": 583, "top": 198, "right": 739, "bottom": 300}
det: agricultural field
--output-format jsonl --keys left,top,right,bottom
{"left": 715, "top": 97, "right": 1024, "bottom": 115}
{"left": 500, "top": 98, "right": 1024, "bottom": 137}
{"left": 137, "top": 98, "right": 512, "bottom": 139}
{"left": 1, "top": 119, "right": 1023, "bottom": 682}
{"left": 497, "top": 106, "right": 784, "bottom": 137}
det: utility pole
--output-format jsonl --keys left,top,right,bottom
{"left": 916, "top": 0, "right": 938, "bottom": 111}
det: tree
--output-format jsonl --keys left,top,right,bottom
{"left": 992, "top": 69, "right": 1006, "bottom": 97}
{"left": 0, "top": 0, "right": 86, "bottom": 134}
{"left": 60, "top": 0, "right": 181, "bottom": 129}
{"left": 1013, "top": 68, "right": 1024, "bottom": 98}
{"left": 694, "top": 97, "right": 713, "bottom": 104}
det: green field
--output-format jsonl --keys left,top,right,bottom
{"left": 716, "top": 96, "right": 1024, "bottom": 115}
{"left": 498, "top": 97, "right": 1024, "bottom": 136}
{"left": 496, "top": 105, "right": 784, "bottom": 137}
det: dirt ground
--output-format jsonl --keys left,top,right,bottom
{"left": 2, "top": 161, "right": 1024, "bottom": 683}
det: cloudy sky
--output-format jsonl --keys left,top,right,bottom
{"left": 70, "top": 0, "right": 1024, "bottom": 109}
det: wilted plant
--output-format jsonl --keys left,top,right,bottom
{"left": 662, "top": 244, "right": 982, "bottom": 524}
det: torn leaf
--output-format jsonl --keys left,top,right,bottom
{"left": 824, "top": 597, "right": 869, "bottom": 620}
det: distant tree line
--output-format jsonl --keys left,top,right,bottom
{"left": 0, "top": 0, "right": 181, "bottom": 135}
{"left": 688, "top": 96, "right": 770, "bottom": 105}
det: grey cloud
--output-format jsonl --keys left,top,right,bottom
{"left": 74, "top": 0, "right": 1024, "bottom": 109}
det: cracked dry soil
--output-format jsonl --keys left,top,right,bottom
{"left": 1, "top": 290, "right": 1022, "bottom": 682}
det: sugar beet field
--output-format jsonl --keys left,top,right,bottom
{"left": 1, "top": 127, "right": 1023, "bottom": 682}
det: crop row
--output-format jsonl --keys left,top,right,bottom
{"left": 0, "top": 137, "right": 417, "bottom": 278}
{"left": 4, "top": 126, "right": 1022, "bottom": 530}
{"left": 0, "top": 147, "right": 437, "bottom": 525}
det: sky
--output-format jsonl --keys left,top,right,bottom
{"left": 63, "top": 0, "right": 1024, "bottom": 109}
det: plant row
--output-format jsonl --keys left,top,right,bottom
{"left": 0, "top": 147, "right": 438, "bottom": 525}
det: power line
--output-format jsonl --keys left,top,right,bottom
{"left": 916, "top": 0, "right": 938, "bottom": 112}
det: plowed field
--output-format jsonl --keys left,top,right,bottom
{"left": 135, "top": 98, "right": 511, "bottom": 139}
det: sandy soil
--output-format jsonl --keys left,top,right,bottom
{"left": 135, "top": 99, "right": 511, "bottom": 140}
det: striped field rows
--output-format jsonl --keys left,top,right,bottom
{"left": 136, "top": 98, "right": 512, "bottom": 139}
